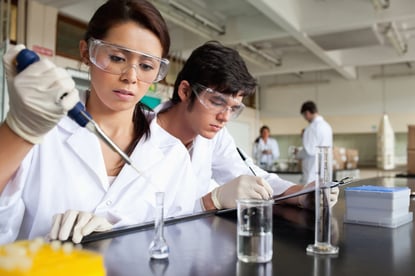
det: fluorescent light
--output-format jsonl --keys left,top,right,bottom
{"left": 267, "top": 79, "right": 330, "bottom": 87}
{"left": 371, "top": 0, "right": 390, "bottom": 11}
{"left": 151, "top": 0, "right": 225, "bottom": 39}
{"left": 372, "top": 72, "right": 415, "bottom": 79}
{"left": 383, "top": 22, "right": 408, "bottom": 55}
{"left": 168, "top": 0, "right": 225, "bottom": 35}
{"left": 236, "top": 43, "right": 281, "bottom": 68}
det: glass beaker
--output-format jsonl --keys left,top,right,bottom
{"left": 237, "top": 199, "right": 273, "bottom": 263}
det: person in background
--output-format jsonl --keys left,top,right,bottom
{"left": 0, "top": 0, "right": 200, "bottom": 244}
{"left": 253, "top": 125, "right": 280, "bottom": 170}
{"left": 296, "top": 100, "right": 333, "bottom": 184}
{"left": 155, "top": 41, "right": 339, "bottom": 211}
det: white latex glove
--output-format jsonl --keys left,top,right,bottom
{"left": 211, "top": 175, "right": 273, "bottom": 209}
{"left": 49, "top": 210, "right": 113, "bottom": 244}
{"left": 3, "top": 44, "right": 80, "bottom": 144}
{"left": 298, "top": 182, "right": 339, "bottom": 210}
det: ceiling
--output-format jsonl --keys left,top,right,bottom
{"left": 37, "top": 0, "right": 415, "bottom": 86}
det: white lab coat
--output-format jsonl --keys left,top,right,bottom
{"left": 296, "top": 115, "right": 333, "bottom": 184}
{"left": 0, "top": 115, "right": 200, "bottom": 244}
{"left": 192, "top": 126, "right": 294, "bottom": 196}
{"left": 252, "top": 137, "right": 280, "bottom": 168}
{"left": 155, "top": 101, "right": 295, "bottom": 197}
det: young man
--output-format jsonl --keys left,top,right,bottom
{"left": 156, "top": 41, "right": 339, "bottom": 210}
{"left": 296, "top": 101, "right": 333, "bottom": 185}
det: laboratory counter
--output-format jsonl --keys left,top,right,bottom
{"left": 84, "top": 177, "right": 415, "bottom": 276}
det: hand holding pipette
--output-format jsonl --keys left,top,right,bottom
{"left": 3, "top": 44, "right": 79, "bottom": 144}
{"left": 8, "top": 45, "right": 141, "bottom": 174}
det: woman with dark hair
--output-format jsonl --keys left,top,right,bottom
{"left": 253, "top": 125, "right": 280, "bottom": 170}
{"left": 0, "top": 0, "right": 199, "bottom": 244}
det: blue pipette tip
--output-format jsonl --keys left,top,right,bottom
{"left": 67, "top": 102, "right": 91, "bottom": 127}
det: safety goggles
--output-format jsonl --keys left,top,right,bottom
{"left": 88, "top": 38, "right": 169, "bottom": 83}
{"left": 191, "top": 83, "right": 245, "bottom": 119}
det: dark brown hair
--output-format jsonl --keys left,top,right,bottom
{"left": 300, "top": 101, "right": 318, "bottom": 114}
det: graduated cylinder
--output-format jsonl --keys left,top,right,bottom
{"left": 306, "top": 146, "right": 339, "bottom": 255}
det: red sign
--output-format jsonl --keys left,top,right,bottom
{"left": 32, "top": 45, "right": 54, "bottom": 57}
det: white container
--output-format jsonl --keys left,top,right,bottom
{"left": 346, "top": 207, "right": 410, "bottom": 222}
{"left": 377, "top": 114, "right": 395, "bottom": 170}
{"left": 344, "top": 212, "right": 413, "bottom": 228}
{"left": 345, "top": 186, "right": 410, "bottom": 211}
{"left": 344, "top": 185, "right": 412, "bottom": 228}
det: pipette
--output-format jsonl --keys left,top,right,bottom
{"left": 16, "top": 48, "right": 141, "bottom": 174}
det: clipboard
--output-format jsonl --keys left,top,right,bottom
{"left": 215, "top": 177, "right": 353, "bottom": 216}
{"left": 272, "top": 177, "right": 352, "bottom": 202}
{"left": 81, "top": 210, "right": 217, "bottom": 244}
{"left": 81, "top": 178, "right": 353, "bottom": 243}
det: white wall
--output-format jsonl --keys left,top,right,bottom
{"left": 227, "top": 107, "right": 259, "bottom": 159}
{"left": 259, "top": 65, "right": 415, "bottom": 135}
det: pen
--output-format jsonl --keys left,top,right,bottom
{"left": 237, "top": 147, "right": 275, "bottom": 200}
{"left": 236, "top": 147, "right": 257, "bottom": 176}
{"left": 330, "top": 176, "right": 353, "bottom": 188}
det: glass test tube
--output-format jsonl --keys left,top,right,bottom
{"left": 149, "top": 192, "right": 169, "bottom": 259}
{"left": 306, "top": 146, "right": 339, "bottom": 255}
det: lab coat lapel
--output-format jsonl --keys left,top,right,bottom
{"left": 61, "top": 117, "right": 108, "bottom": 186}
{"left": 116, "top": 116, "right": 184, "bottom": 193}
{"left": 116, "top": 138, "right": 164, "bottom": 190}
{"left": 190, "top": 136, "right": 212, "bottom": 186}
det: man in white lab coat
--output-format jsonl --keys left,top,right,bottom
{"left": 156, "top": 41, "right": 339, "bottom": 211}
{"left": 296, "top": 101, "right": 333, "bottom": 184}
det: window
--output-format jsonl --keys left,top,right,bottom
{"left": 1, "top": 0, "right": 17, "bottom": 43}
{"left": 56, "top": 14, "right": 87, "bottom": 60}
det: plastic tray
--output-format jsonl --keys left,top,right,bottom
{"left": 344, "top": 212, "right": 413, "bottom": 228}
{"left": 346, "top": 206, "right": 409, "bottom": 221}
{"left": 345, "top": 185, "right": 410, "bottom": 211}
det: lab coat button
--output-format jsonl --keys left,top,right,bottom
{"left": 106, "top": 200, "right": 112, "bottom": 206}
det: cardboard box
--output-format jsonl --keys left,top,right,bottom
{"left": 346, "top": 148, "right": 359, "bottom": 169}
{"left": 333, "top": 147, "right": 346, "bottom": 170}
{"left": 408, "top": 125, "right": 415, "bottom": 150}
{"left": 408, "top": 149, "right": 415, "bottom": 174}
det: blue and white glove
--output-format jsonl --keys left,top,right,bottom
{"left": 3, "top": 44, "right": 79, "bottom": 144}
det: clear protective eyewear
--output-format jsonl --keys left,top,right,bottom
{"left": 191, "top": 83, "right": 245, "bottom": 119}
{"left": 88, "top": 38, "right": 169, "bottom": 84}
